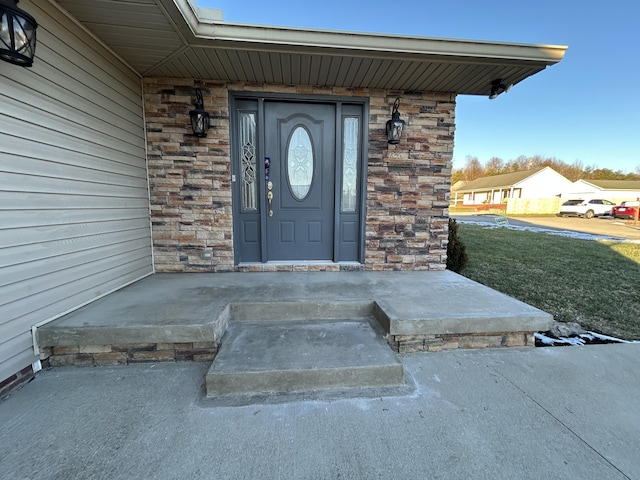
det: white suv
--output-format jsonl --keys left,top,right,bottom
{"left": 559, "top": 199, "right": 615, "bottom": 219}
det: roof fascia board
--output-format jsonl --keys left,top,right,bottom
{"left": 174, "top": 0, "right": 566, "bottom": 66}
{"left": 585, "top": 180, "right": 640, "bottom": 191}
{"left": 576, "top": 180, "right": 599, "bottom": 189}
{"left": 457, "top": 184, "right": 518, "bottom": 193}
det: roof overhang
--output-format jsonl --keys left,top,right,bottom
{"left": 54, "top": 0, "right": 567, "bottom": 95}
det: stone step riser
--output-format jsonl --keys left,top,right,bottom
{"left": 229, "top": 301, "right": 374, "bottom": 322}
{"left": 207, "top": 365, "right": 404, "bottom": 396}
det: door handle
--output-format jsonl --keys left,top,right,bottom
{"left": 267, "top": 190, "right": 273, "bottom": 217}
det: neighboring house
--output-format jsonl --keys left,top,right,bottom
{"left": 568, "top": 180, "right": 640, "bottom": 204}
{"left": 0, "top": 0, "right": 566, "bottom": 391}
{"left": 451, "top": 167, "right": 573, "bottom": 206}
{"left": 450, "top": 180, "right": 468, "bottom": 193}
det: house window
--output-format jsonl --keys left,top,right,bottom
{"left": 341, "top": 117, "right": 359, "bottom": 212}
{"left": 240, "top": 112, "right": 257, "bottom": 211}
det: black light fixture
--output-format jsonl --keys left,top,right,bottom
{"left": 386, "top": 97, "right": 405, "bottom": 144}
{"left": 189, "top": 88, "right": 210, "bottom": 137}
{"left": 0, "top": 0, "right": 37, "bottom": 67}
{"left": 489, "top": 79, "right": 512, "bottom": 99}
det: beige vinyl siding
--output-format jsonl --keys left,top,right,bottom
{"left": 0, "top": 0, "right": 153, "bottom": 383}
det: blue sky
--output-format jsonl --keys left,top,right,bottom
{"left": 198, "top": 0, "right": 639, "bottom": 173}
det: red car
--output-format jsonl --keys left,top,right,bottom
{"left": 611, "top": 201, "right": 640, "bottom": 219}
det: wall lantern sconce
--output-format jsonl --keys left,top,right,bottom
{"left": 489, "top": 79, "right": 512, "bottom": 99}
{"left": 386, "top": 97, "right": 405, "bottom": 144}
{"left": 0, "top": 0, "right": 38, "bottom": 67}
{"left": 0, "top": 0, "right": 37, "bottom": 67}
{"left": 189, "top": 88, "right": 210, "bottom": 137}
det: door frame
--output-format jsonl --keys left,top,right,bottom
{"left": 229, "top": 92, "right": 370, "bottom": 265}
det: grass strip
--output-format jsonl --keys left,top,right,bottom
{"left": 458, "top": 223, "right": 640, "bottom": 340}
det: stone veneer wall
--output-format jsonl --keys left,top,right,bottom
{"left": 144, "top": 79, "right": 455, "bottom": 272}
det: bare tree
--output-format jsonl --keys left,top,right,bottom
{"left": 485, "top": 157, "right": 504, "bottom": 176}
{"left": 563, "top": 159, "right": 584, "bottom": 182}
{"left": 463, "top": 155, "right": 484, "bottom": 181}
{"left": 528, "top": 155, "right": 545, "bottom": 169}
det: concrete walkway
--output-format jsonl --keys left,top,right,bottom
{"left": 2, "top": 344, "right": 638, "bottom": 479}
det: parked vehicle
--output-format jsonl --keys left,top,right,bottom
{"left": 558, "top": 199, "right": 615, "bottom": 218}
{"left": 611, "top": 201, "right": 640, "bottom": 220}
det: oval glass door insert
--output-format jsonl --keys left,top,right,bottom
{"left": 287, "top": 126, "right": 314, "bottom": 200}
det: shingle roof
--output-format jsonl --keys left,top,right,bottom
{"left": 451, "top": 180, "right": 467, "bottom": 191}
{"left": 579, "top": 180, "right": 640, "bottom": 191}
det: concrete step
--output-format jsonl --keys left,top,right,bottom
{"left": 206, "top": 319, "right": 404, "bottom": 398}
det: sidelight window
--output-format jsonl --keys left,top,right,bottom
{"left": 341, "top": 117, "right": 359, "bottom": 212}
{"left": 240, "top": 112, "right": 257, "bottom": 211}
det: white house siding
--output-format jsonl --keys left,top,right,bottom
{"left": 0, "top": 0, "right": 153, "bottom": 384}
{"left": 517, "top": 169, "right": 572, "bottom": 199}
{"left": 569, "top": 180, "right": 640, "bottom": 203}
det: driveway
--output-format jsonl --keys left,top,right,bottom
{"left": 452, "top": 214, "right": 640, "bottom": 241}
{"left": 2, "top": 344, "right": 640, "bottom": 479}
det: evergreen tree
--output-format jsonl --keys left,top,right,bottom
{"left": 446, "top": 218, "right": 468, "bottom": 273}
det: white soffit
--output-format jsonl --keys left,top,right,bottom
{"left": 54, "top": 0, "right": 567, "bottom": 95}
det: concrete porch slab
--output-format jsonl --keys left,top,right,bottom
{"left": 37, "top": 271, "right": 553, "bottom": 352}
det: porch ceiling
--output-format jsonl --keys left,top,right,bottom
{"left": 54, "top": 0, "right": 566, "bottom": 95}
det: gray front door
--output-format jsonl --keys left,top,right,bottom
{"left": 264, "top": 102, "right": 335, "bottom": 261}
{"left": 232, "top": 95, "right": 366, "bottom": 265}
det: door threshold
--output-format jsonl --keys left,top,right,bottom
{"left": 238, "top": 261, "right": 362, "bottom": 266}
{"left": 236, "top": 261, "right": 364, "bottom": 272}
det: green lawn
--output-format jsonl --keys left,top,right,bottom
{"left": 457, "top": 223, "right": 640, "bottom": 340}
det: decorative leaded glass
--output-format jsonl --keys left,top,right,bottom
{"left": 287, "top": 126, "right": 314, "bottom": 200}
{"left": 240, "top": 113, "right": 257, "bottom": 211}
{"left": 342, "top": 117, "right": 359, "bottom": 212}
